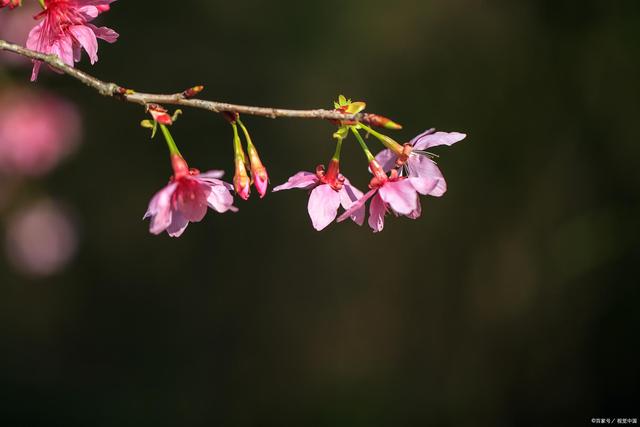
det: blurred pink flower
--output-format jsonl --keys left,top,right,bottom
{"left": 27, "top": 0, "right": 118, "bottom": 81}
{"left": 145, "top": 155, "right": 237, "bottom": 237}
{"left": 0, "top": 0, "right": 21, "bottom": 10}
{"left": 0, "top": 2, "right": 40, "bottom": 65}
{"left": 5, "top": 199, "right": 78, "bottom": 277}
{"left": 273, "top": 160, "right": 364, "bottom": 231}
{"left": 0, "top": 88, "right": 81, "bottom": 176}
{"left": 375, "top": 129, "right": 466, "bottom": 197}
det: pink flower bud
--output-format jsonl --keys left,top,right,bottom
{"left": 233, "top": 160, "right": 251, "bottom": 200}
{"left": 247, "top": 142, "right": 269, "bottom": 198}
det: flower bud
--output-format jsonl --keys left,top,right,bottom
{"left": 363, "top": 113, "right": 402, "bottom": 130}
{"left": 233, "top": 159, "right": 251, "bottom": 200}
{"left": 182, "top": 85, "right": 204, "bottom": 98}
{"left": 247, "top": 143, "right": 269, "bottom": 198}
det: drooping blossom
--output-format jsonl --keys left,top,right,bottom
{"left": 5, "top": 199, "right": 78, "bottom": 277}
{"left": 144, "top": 154, "right": 237, "bottom": 237}
{"left": 273, "top": 159, "right": 364, "bottom": 231}
{"left": 375, "top": 129, "right": 466, "bottom": 197}
{"left": 337, "top": 160, "right": 432, "bottom": 233}
{"left": 0, "top": 87, "right": 81, "bottom": 176}
{"left": 26, "top": 0, "right": 119, "bottom": 81}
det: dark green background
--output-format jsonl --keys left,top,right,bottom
{"left": 1, "top": 1, "right": 639, "bottom": 425}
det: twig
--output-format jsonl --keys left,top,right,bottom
{"left": 0, "top": 39, "right": 373, "bottom": 123}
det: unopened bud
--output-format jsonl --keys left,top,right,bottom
{"left": 182, "top": 85, "right": 204, "bottom": 98}
{"left": 247, "top": 143, "right": 269, "bottom": 198}
{"left": 363, "top": 113, "right": 402, "bottom": 130}
{"left": 234, "top": 160, "right": 251, "bottom": 200}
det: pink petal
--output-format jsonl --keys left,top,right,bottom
{"left": 273, "top": 171, "right": 318, "bottom": 191}
{"left": 174, "top": 182, "right": 209, "bottom": 222}
{"left": 406, "top": 198, "right": 422, "bottom": 219}
{"left": 378, "top": 179, "right": 418, "bottom": 215}
{"left": 339, "top": 181, "right": 365, "bottom": 226}
{"left": 166, "top": 210, "right": 189, "bottom": 238}
{"left": 336, "top": 188, "right": 378, "bottom": 223}
{"left": 307, "top": 184, "right": 341, "bottom": 231}
{"left": 412, "top": 130, "right": 466, "bottom": 151}
{"left": 52, "top": 35, "right": 75, "bottom": 67}
{"left": 78, "top": 6, "right": 99, "bottom": 20}
{"left": 374, "top": 148, "right": 397, "bottom": 172}
{"left": 368, "top": 193, "right": 387, "bottom": 232}
{"left": 146, "top": 183, "right": 177, "bottom": 235}
{"left": 198, "top": 170, "right": 225, "bottom": 180}
{"left": 206, "top": 183, "right": 236, "bottom": 213}
{"left": 407, "top": 156, "right": 446, "bottom": 196}
{"left": 68, "top": 25, "right": 99, "bottom": 64}
{"left": 87, "top": 24, "right": 119, "bottom": 43}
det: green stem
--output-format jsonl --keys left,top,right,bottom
{"left": 159, "top": 124, "right": 181, "bottom": 157}
{"left": 350, "top": 127, "right": 374, "bottom": 162}
{"left": 332, "top": 137, "right": 343, "bottom": 161}
{"left": 236, "top": 118, "right": 253, "bottom": 148}
{"left": 231, "top": 122, "right": 246, "bottom": 163}
{"left": 358, "top": 123, "right": 403, "bottom": 154}
{"left": 38, "top": 0, "right": 46, "bottom": 9}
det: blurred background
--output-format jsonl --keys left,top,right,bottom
{"left": 0, "top": 1, "right": 638, "bottom": 425}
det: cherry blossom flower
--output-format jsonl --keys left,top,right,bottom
{"left": 26, "top": 0, "right": 119, "bottom": 81}
{"left": 337, "top": 160, "right": 432, "bottom": 233}
{"left": 273, "top": 159, "right": 364, "bottom": 231}
{"left": 374, "top": 129, "right": 466, "bottom": 197}
{"left": 0, "top": 88, "right": 81, "bottom": 176}
{"left": 144, "top": 155, "right": 237, "bottom": 237}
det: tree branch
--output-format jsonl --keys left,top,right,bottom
{"left": 0, "top": 39, "right": 383, "bottom": 124}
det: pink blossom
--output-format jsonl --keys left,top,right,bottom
{"left": 273, "top": 160, "right": 364, "bottom": 231}
{"left": 337, "top": 160, "right": 431, "bottom": 233}
{"left": 0, "top": 88, "right": 81, "bottom": 176}
{"left": 144, "top": 155, "right": 237, "bottom": 237}
{"left": 374, "top": 129, "right": 466, "bottom": 197}
{"left": 26, "top": 0, "right": 118, "bottom": 81}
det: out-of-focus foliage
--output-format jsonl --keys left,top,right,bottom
{"left": 0, "top": 1, "right": 638, "bottom": 425}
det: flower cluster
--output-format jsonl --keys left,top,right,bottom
{"left": 141, "top": 104, "right": 275, "bottom": 237}
{"left": 276, "top": 96, "right": 466, "bottom": 233}
{"left": 140, "top": 95, "right": 464, "bottom": 237}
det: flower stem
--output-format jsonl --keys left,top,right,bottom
{"left": 231, "top": 122, "right": 246, "bottom": 163}
{"left": 159, "top": 124, "right": 181, "bottom": 157}
{"left": 351, "top": 127, "right": 374, "bottom": 162}
{"left": 38, "top": 0, "right": 45, "bottom": 9}
{"left": 358, "top": 123, "right": 404, "bottom": 155}
{"left": 332, "top": 137, "right": 343, "bottom": 161}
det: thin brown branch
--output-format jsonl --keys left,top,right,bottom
{"left": 0, "top": 39, "right": 375, "bottom": 123}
